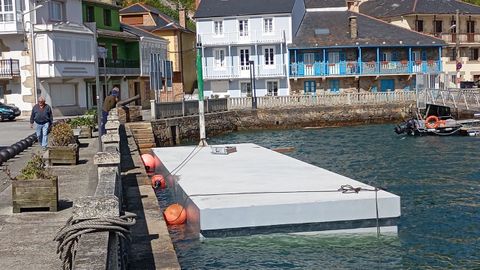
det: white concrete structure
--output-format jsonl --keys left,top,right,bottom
{"left": 153, "top": 143, "right": 401, "bottom": 238}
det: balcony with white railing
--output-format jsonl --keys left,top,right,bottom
{"left": 203, "top": 64, "right": 286, "bottom": 80}
{"left": 437, "top": 33, "right": 480, "bottom": 44}
{"left": 200, "top": 30, "right": 285, "bottom": 46}
{"left": 290, "top": 60, "right": 441, "bottom": 77}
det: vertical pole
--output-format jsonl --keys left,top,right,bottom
{"left": 92, "top": 25, "right": 102, "bottom": 151}
{"left": 456, "top": 9, "right": 461, "bottom": 88}
{"left": 253, "top": 61, "right": 257, "bottom": 107}
{"left": 358, "top": 47, "right": 362, "bottom": 74}
{"left": 30, "top": 1, "right": 38, "bottom": 104}
{"left": 438, "top": 47, "right": 442, "bottom": 73}
{"left": 408, "top": 47, "right": 412, "bottom": 73}
{"left": 376, "top": 47, "right": 380, "bottom": 74}
{"left": 196, "top": 40, "right": 207, "bottom": 146}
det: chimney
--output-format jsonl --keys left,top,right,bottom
{"left": 349, "top": 16, "right": 358, "bottom": 39}
{"left": 179, "top": 8, "right": 186, "bottom": 28}
{"left": 195, "top": 0, "right": 201, "bottom": 10}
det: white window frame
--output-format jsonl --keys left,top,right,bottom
{"left": 266, "top": 80, "right": 279, "bottom": 96}
{"left": 239, "top": 81, "right": 252, "bottom": 97}
{"left": 49, "top": 0, "right": 63, "bottom": 22}
{"left": 213, "top": 20, "right": 223, "bottom": 36}
{"left": 263, "top": 46, "right": 275, "bottom": 67}
{"left": 238, "top": 19, "right": 249, "bottom": 37}
{"left": 0, "top": 0, "right": 14, "bottom": 22}
{"left": 263, "top": 18, "right": 274, "bottom": 34}
{"left": 213, "top": 48, "right": 226, "bottom": 69}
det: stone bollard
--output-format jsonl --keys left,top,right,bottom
{"left": 150, "top": 99, "right": 156, "bottom": 120}
{"left": 105, "top": 120, "right": 120, "bottom": 134}
{"left": 94, "top": 151, "right": 121, "bottom": 198}
{"left": 101, "top": 133, "right": 120, "bottom": 153}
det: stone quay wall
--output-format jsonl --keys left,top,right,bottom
{"left": 152, "top": 103, "right": 416, "bottom": 146}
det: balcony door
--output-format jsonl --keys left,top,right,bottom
{"left": 239, "top": 19, "right": 249, "bottom": 38}
{"left": 328, "top": 51, "right": 343, "bottom": 75}
{"left": 238, "top": 47, "right": 250, "bottom": 77}
{"left": 412, "top": 50, "right": 422, "bottom": 73}
{"left": 304, "top": 53, "right": 314, "bottom": 76}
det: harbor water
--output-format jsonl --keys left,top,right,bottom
{"left": 157, "top": 124, "right": 480, "bottom": 269}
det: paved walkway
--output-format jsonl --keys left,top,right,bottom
{"left": 0, "top": 138, "right": 98, "bottom": 270}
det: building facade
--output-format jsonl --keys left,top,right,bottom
{"left": 360, "top": 0, "right": 480, "bottom": 86}
{"left": 120, "top": 3, "right": 196, "bottom": 102}
{"left": 0, "top": 0, "right": 96, "bottom": 115}
{"left": 194, "top": 0, "right": 305, "bottom": 98}
{"left": 290, "top": 0, "right": 444, "bottom": 94}
{"left": 82, "top": 0, "right": 168, "bottom": 109}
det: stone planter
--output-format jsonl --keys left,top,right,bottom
{"left": 45, "top": 144, "right": 79, "bottom": 166}
{"left": 78, "top": 126, "right": 93, "bottom": 138}
{"left": 12, "top": 177, "right": 58, "bottom": 213}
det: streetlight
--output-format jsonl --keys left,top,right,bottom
{"left": 249, "top": 60, "right": 257, "bottom": 109}
{"left": 450, "top": 9, "right": 461, "bottom": 89}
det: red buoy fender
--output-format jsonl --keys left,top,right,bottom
{"left": 164, "top": 203, "right": 187, "bottom": 225}
{"left": 141, "top": 154, "right": 155, "bottom": 173}
{"left": 151, "top": 174, "right": 166, "bottom": 189}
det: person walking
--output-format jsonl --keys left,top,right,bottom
{"left": 101, "top": 87, "right": 119, "bottom": 135}
{"left": 30, "top": 96, "right": 53, "bottom": 150}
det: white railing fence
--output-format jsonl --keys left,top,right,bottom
{"left": 422, "top": 88, "right": 480, "bottom": 111}
{"left": 228, "top": 91, "right": 416, "bottom": 110}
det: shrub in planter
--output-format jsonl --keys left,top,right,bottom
{"left": 68, "top": 116, "right": 95, "bottom": 138}
{"left": 47, "top": 122, "right": 78, "bottom": 165}
{"left": 7, "top": 153, "right": 58, "bottom": 212}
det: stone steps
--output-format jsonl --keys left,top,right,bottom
{"left": 126, "top": 122, "right": 156, "bottom": 154}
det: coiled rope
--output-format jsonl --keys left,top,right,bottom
{"left": 54, "top": 212, "right": 137, "bottom": 270}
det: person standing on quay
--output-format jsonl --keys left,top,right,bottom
{"left": 30, "top": 96, "right": 53, "bottom": 150}
{"left": 101, "top": 87, "right": 119, "bottom": 135}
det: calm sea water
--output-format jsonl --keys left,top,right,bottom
{"left": 158, "top": 124, "right": 480, "bottom": 269}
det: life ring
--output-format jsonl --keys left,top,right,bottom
{"left": 425, "top": 115, "right": 440, "bottom": 129}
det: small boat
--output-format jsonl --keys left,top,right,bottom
{"left": 394, "top": 104, "right": 480, "bottom": 136}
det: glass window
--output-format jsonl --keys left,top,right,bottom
{"left": 104, "top": 9, "right": 111, "bottom": 26}
{"left": 415, "top": 20, "right": 424, "bottom": 32}
{"left": 86, "top": 6, "right": 95, "bottom": 22}
{"left": 434, "top": 20, "right": 443, "bottom": 33}
{"left": 264, "top": 47, "right": 274, "bottom": 65}
{"left": 214, "top": 21, "right": 223, "bottom": 36}
{"left": 50, "top": 1, "right": 63, "bottom": 21}
{"left": 240, "top": 82, "right": 252, "bottom": 95}
{"left": 264, "top": 18, "right": 273, "bottom": 33}
{"left": 239, "top": 20, "right": 248, "bottom": 37}
{"left": 0, "top": 0, "right": 14, "bottom": 22}
{"left": 470, "top": 48, "right": 478, "bottom": 61}
{"left": 214, "top": 49, "right": 225, "bottom": 68}
{"left": 267, "top": 81, "right": 278, "bottom": 96}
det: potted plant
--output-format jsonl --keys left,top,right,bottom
{"left": 46, "top": 122, "right": 78, "bottom": 166}
{"left": 68, "top": 116, "right": 95, "bottom": 138}
{"left": 7, "top": 153, "right": 58, "bottom": 213}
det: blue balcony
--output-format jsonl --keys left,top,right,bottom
{"left": 290, "top": 60, "right": 441, "bottom": 77}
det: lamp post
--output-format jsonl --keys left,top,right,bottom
{"left": 455, "top": 9, "right": 461, "bottom": 88}
{"left": 249, "top": 60, "right": 257, "bottom": 109}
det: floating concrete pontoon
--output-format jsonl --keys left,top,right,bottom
{"left": 153, "top": 144, "right": 401, "bottom": 238}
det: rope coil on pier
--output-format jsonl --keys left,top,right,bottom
{"left": 54, "top": 212, "right": 137, "bottom": 270}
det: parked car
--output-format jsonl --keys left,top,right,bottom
{"left": 0, "top": 102, "right": 21, "bottom": 121}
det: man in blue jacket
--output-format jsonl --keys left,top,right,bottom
{"left": 30, "top": 96, "right": 53, "bottom": 150}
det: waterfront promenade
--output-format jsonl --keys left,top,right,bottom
{"left": 0, "top": 128, "right": 180, "bottom": 269}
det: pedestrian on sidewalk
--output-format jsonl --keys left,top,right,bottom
{"left": 101, "top": 86, "right": 119, "bottom": 136}
{"left": 30, "top": 96, "right": 53, "bottom": 150}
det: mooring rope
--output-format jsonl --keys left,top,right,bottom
{"left": 54, "top": 212, "right": 137, "bottom": 270}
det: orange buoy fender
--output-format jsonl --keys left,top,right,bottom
{"left": 151, "top": 174, "right": 166, "bottom": 189}
{"left": 141, "top": 154, "right": 155, "bottom": 173}
{"left": 164, "top": 203, "right": 187, "bottom": 225}
{"left": 425, "top": 115, "right": 440, "bottom": 129}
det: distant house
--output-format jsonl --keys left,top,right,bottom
{"left": 289, "top": 0, "right": 444, "bottom": 94}
{"left": 194, "top": 0, "right": 305, "bottom": 98}
{"left": 120, "top": 3, "right": 196, "bottom": 102}
{"left": 360, "top": 0, "right": 480, "bottom": 86}
{"left": 81, "top": 0, "right": 168, "bottom": 109}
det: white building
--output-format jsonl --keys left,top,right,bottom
{"left": 0, "top": 0, "right": 96, "bottom": 115}
{"left": 194, "top": 0, "right": 305, "bottom": 98}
